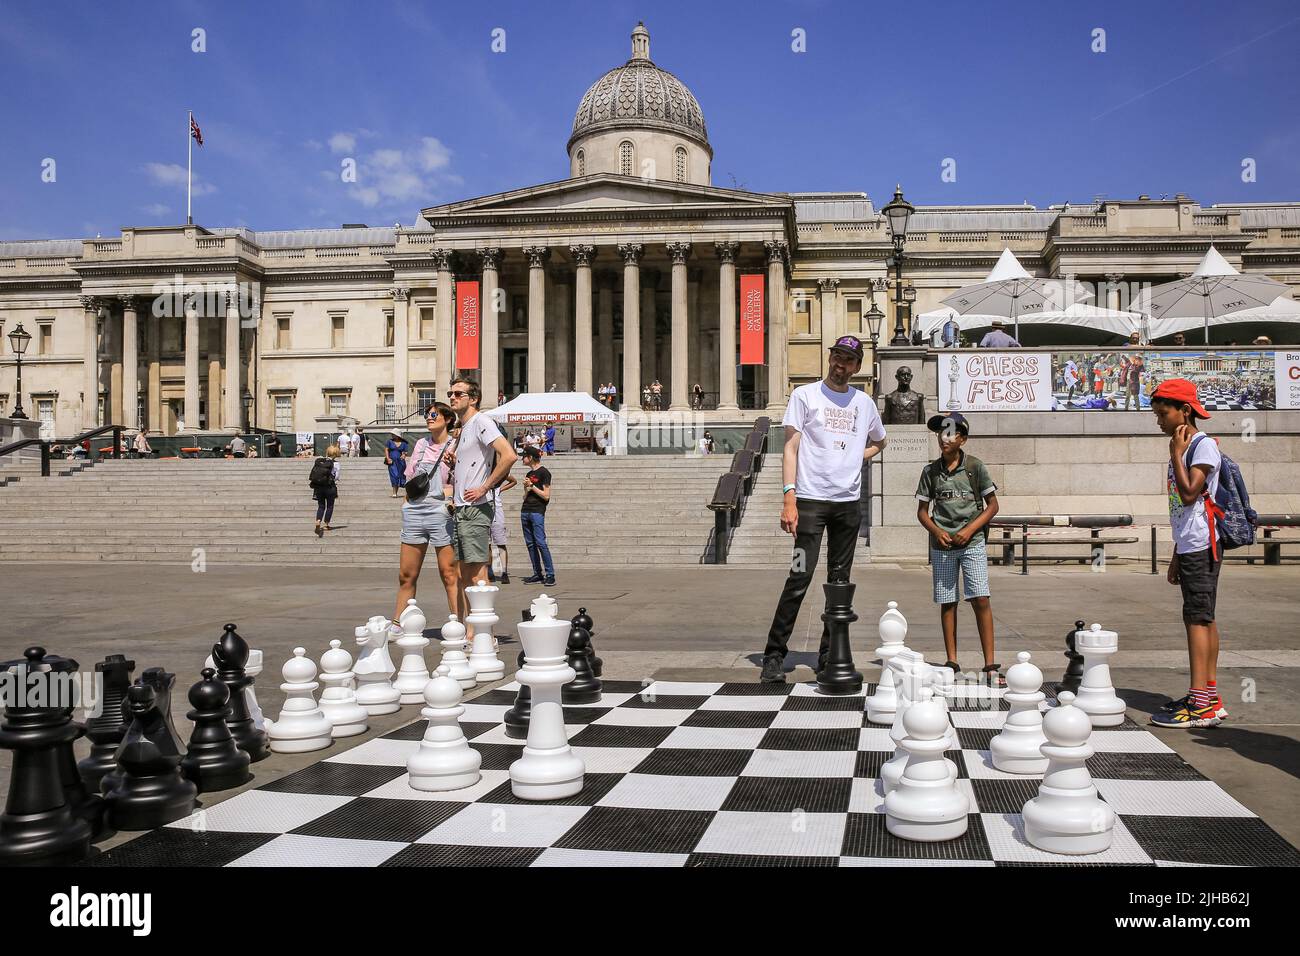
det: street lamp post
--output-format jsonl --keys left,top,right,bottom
{"left": 864, "top": 302, "right": 884, "bottom": 398}
{"left": 881, "top": 185, "right": 915, "bottom": 346}
{"left": 7, "top": 323, "right": 32, "bottom": 420}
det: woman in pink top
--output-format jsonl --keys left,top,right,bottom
{"left": 389, "top": 403, "right": 459, "bottom": 635}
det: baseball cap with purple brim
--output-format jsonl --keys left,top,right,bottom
{"left": 829, "top": 334, "right": 864, "bottom": 360}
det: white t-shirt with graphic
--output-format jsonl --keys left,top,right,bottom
{"left": 453, "top": 413, "right": 504, "bottom": 507}
{"left": 783, "top": 382, "right": 886, "bottom": 503}
{"left": 1168, "top": 434, "right": 1221, "bottom": 554}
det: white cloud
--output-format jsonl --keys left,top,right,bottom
{"left": 144, "top": 162, "right": 216, "bottom": 196}
{"left": 142, "top": 203, "right": 171, "bottom": 217}
{"left": 328, "top": 132, "right": 356, "bottom": 154}
{"left": 318, "top": 135, "right": 458, "bottom": 213}
{"left": 418, "top": 137, "right": 450, "bottom": 172}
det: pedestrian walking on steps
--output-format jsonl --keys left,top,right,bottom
{"left": 310, "top": 444, "right": 342, "bottom": 537}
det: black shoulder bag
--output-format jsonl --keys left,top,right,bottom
{"left": 405, "top": 441, "right": 451, "bottom": 503}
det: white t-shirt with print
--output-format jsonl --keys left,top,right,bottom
{"left": 1168, "top": 434, "right": 1221, "bottom": 554}
{"left": 453, "top": 412, "right": 504, "bottom": 507}
{"left": 783, "top": 381, "right": 886, "bottom": 503}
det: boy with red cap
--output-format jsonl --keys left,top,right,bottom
{"left": 1149, "top": 378, "right": 1228, "bottom": 728}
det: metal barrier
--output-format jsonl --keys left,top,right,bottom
{"left": 0, "top": 424, "right": 125, "bottom": 477}
{"left": 990, "top": 514, "right": 1137, "bottom": 574}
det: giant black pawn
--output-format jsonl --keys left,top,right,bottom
{"left": 181, "top": 669, "right": 251, "bottom": 793}
{"left": 1061, "top": 619, "right": 1087, "bottom": 694}
{"left": 211, "top": 623, "right": 270, "bottom": 763}
{"left": 816, "top": 581, "right": 863, "bottom": 695}
{"left": 104, "top": 685, "right": 198, "bottom": 831}
{"left": 563, "top": 626, "right": 603, "bottom": 704}
{"left": 504, "top": 651, "right": 531, "bottom": 739}
{"left": 79, "top": 654, "right": 135, "bottom": 793}
{"left": 0, "top": 648, "right": 93, "bottom": 866}
{"left": 572, "top": 607, "right": 602, "bottom": 678}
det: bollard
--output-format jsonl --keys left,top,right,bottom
{"left": 1020, "top": 523, "right": 1029, "bottom": 575}
{"left": 1150, "top": 525, "right": 1158, "bottom": 574}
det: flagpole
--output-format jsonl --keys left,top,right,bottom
{"left": 187, "top": 110, "right": 193, "bottom": 225}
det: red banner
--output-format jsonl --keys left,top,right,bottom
{"left": 455, "top": 280, "right": 480, "bottom": 370}
{"left": 739, "top": 274, "right": 765, "bottom": 365}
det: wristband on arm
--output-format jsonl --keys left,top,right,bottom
{"left": 782, "top": 483, "right": 796, "bottom": 495}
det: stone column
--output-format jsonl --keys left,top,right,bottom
{"left": 666, "top": 242, "right": 691, "bottom": 410}
{"left": 765, "top": 239, "right": 789, "bottom": 410}
{"left": 147, "top": 303, "right": 161, "bottom": 432}
{"left": 1105, "top": 273, "right": 1124, "bottom": 313}
{"left": 570, "top": 244, "right": 595, "bottom": 395}
{"left": 224, "top": 289, "right": 242, "bottom": 431}
{"left": 207, "top": 317, "right": 222, "bottom": 430}
{"left": 818, "top": 277, "right": 840, "bottom": 375}
{"left": 120, "top": 296, "right": 139, "bottom": 429}
{"left": 80, "top": 296, "right": 100, "bottom": 431}
{"left": 432, "top": 249, "right": 455, "bottom": 390}
{"left": 184, "top": 296, "right": 200, "bottom": 430}
{"left": 687, "top": 267, "right": 701, "bottom": 400}
{"left": 715, "top": 242, "right": 739, "bottom": 410}
{"left": 619, "top": 243, "right": 643, "bottom": 410}
{"left": 479, "top": 248, "right": 501, "bottom": 407}
{"left": 524, "top": 246, "right": 549, "bottom": 393}
{"left": 596, "top": 270, "right": 615, "bottom": 390}
{"left": 553, "top": 270, "right": 572, "bottom": 391}
{"left": 391, "top": 286, "right": 410, "bottom": 412}
{"left": 108, "top": 303, "right": 123, "bottom": 426}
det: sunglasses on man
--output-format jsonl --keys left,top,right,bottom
{"left": 447, "top": 389, "right": 469, "bottom": 398}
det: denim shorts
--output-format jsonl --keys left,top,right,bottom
{"left": 400, "top": 498, "right": 452, "bottom": 547}
{"left": 930, "top": 535, "right": 991, "bottom": 604}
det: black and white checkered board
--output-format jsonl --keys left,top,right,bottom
{"left": 91, "top": 679, "right": 1300, "bottom": 867}
{"left": 1051, "top": 387, "right": 1271, "bottom": 412}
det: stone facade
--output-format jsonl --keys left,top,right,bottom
{"left": 2, "top": 23, "right": 1300, "bottom": 437}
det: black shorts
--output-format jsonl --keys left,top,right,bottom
{"left": 1178, "top": 548, "right": 1221, "bottom": 624}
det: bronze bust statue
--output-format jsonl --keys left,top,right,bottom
{"left": 883, "top": 366, "right": 926, "bottom": 424}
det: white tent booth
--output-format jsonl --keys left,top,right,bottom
{"left": 484, "top": 392, "right": 621, "bottom": 454}
{"left": 917, "top": 302, "right": 1147, "bottom": 343}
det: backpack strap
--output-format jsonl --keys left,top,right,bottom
{"left": 1185, "top": 433, "right": 1222, "bottom": 560}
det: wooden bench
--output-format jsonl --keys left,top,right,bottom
{"left": 1225, "top": 516, "right": 1300, "bottom": 565}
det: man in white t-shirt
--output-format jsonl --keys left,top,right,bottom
{"left": 446, "top": 377, "right": 518, "bottom": 630}
{"left": 761, "top": 335, "right": 888, "bottom": 683}
{"left": 1149, "top": 377, "right": 1227, "bottom": 729}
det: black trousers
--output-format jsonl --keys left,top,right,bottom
{"left": 764, "top": 497, "right": 863, "bottom": 660}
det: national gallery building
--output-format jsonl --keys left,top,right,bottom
{"left": 2, "top": 23, "right": 1299, "bottom": 437}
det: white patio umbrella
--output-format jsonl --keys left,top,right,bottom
{"left": 917, "top": 301, "right": 1144, "bottom": 339}
{"left": 1131, "top": 246, "right": 1293, "bottom": 344}
{"left": 940, "top": 248, "right": 1095, "bottom": 340}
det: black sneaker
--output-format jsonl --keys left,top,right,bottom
{"left": 816, "top": 653, "right": 828, "bottom": 675}
{"left": 543, "top": 577, "right": 557, "bottom": 587}
{"left": 499, "top": 573, "right": 511, "bottom": 585}
{"left": 760, "top": 654, "right": 785, "bottom": 683}
{"left": 522, "top": 575, "right": 543, "bottom": 584}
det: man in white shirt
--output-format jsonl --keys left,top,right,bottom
{"left": 761, "top": 335, "right": 888, "bottom": 682}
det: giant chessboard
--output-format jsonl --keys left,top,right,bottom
{"left": 1052, "top": 387, "right": 1273, "bottom": 412}
{"left": 90, "top": 679, "right": 1300, "bottom": 867}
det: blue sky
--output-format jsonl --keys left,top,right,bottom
{"left": 2, "top": 0, "right": 1298, "bottom": 239}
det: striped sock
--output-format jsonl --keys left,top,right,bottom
{"left": 1207, "top": 679, "right": 1220, "bottom": 705}
{"left": 1190, "top": 686, "right": 1211, "bottom": 710}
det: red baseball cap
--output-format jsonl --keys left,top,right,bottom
{"left": 1151, "top": 378, "right": 1211, "bottom": 419}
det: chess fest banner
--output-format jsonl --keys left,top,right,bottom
{"left": 939, "top": 349, "right": 1296, "bottom": 411}
{"left": 739, "top": 273, "right": 764, "bottom": 365}
{"left": 455, "top": 280, "right": 480, "bottom": 370}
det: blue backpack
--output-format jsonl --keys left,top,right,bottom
{"left": 1188, "top": 434, "right": 1257, "bottom": 551}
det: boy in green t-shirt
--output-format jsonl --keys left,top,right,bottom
{"left": 915, "top": 413, "right": 1003, "bottom": 686}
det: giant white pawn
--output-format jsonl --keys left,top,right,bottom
{"left": 1073, "top": 623, "right": 1125, "bottom": 727}
{"left": 510, "top": 594, "right": 584, "bottom": 800}
{"left": 881, "top": 651, "right": 957, "bottom": 794}
{"left": 465, "top": 580, "right": 505, "bottom": 681}
{"left": 353, "top": 620, "right": 400, "bottom": 715}
{"left": 884, "top": 688, "right": 970, "bottom": 842}
{"left": 407, "top": 665, "right": 482, "bottom": 792}
{"left": 318, "top": 640, "right": 369, "bottom": 738}
{"left": 866, "top": 601, "right": 908, "bottom": 725}
{"left": 991, "top": 652, "right": 1048, "bottom": 774}
{"left": 438, "top": 615, "right": 477, "bottom": 689}
{"left": 393, "top": 598, "right": 431, "bottom": 704}
{"left": 1022, "top": 691, "right": 1115, "bottom": 854}
{"left": 266, "top": 648, "right": 334, "bottom": 753}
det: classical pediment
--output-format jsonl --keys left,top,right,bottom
{"left": 421, "top": 173, "right": 790, "bottom": 222}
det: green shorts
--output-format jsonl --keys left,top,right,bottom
{"left": 452, "top": 502, "right": 495, "bottom": 564}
